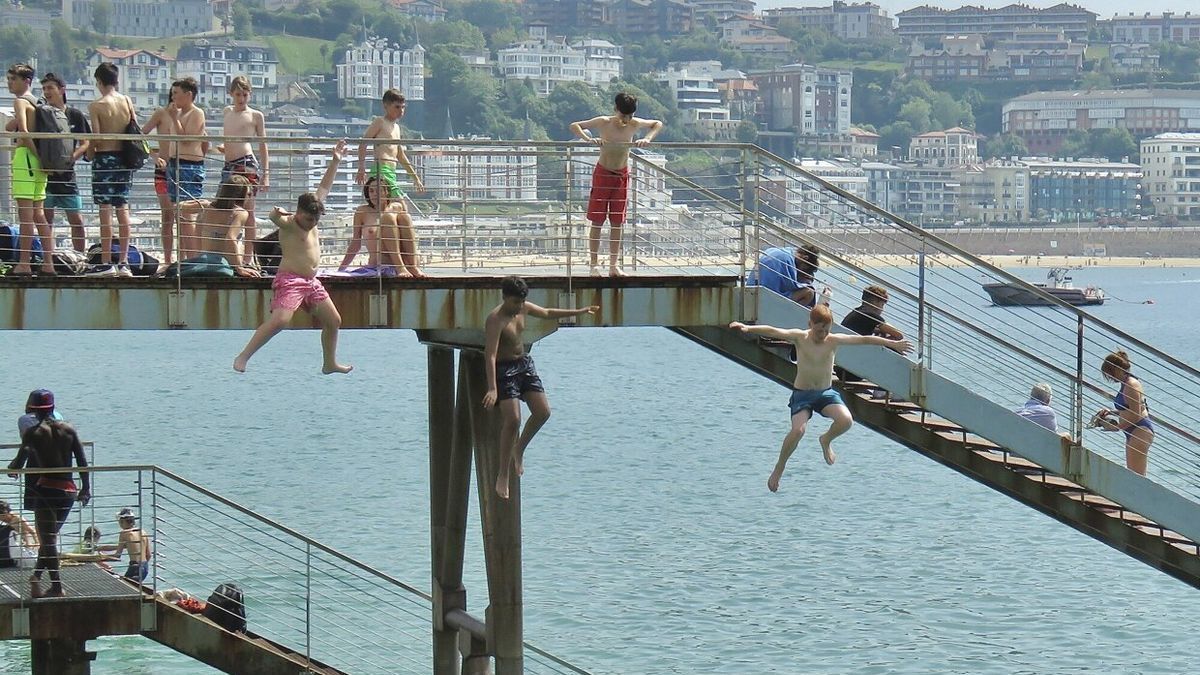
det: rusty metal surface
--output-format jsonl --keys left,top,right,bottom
{"left": 145, "top": 598, "right": 346, "bottom": 675}
{"left": 672, "top": 325, "right": 1200, "bottom": 590}
{"left": 0, "top": 276, "right": 738, "bottom": 331}
{"left": 0, "top": 566, "right": 143, "bottom": 641}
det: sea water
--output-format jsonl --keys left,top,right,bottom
{"left": 2, "top": 266, "right": 1200, "bottom": 674}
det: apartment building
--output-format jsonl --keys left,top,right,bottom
{"left": 1140, "top": 132, "right": 1200, "bottom": 218}
{"left": 849, "top": 127, "right": 879, "bottom": 158}
{"left": 336, "top": 37, "right": 426, "bottom": 103}
{"left": 954, "top": 161, "right": 1029, "bottom": 223}
{"left": 606, "top": 0, "right": 695, "bottom": 38}
{"left": 65, "top": 0, "right": 214, "bottom": 38}
{"left": 1110, "top": 44, "right": 1160, "bottom": 74}
{"left": 908, "top": 127, "right": 980, "bottom": 166}
{"left": 1111, "top": 12, "right": 1200, "bottom": 44}
{"left": 85, "top": 48, "right": 174, "bottom": 111}
{"left": 688, "top": 0, "right": 755, "bottom": 24}
{"left": 0, "top": 3, "right": 53, "bottom": 33}
{"left": 497, "top": 28, "right": 587, "bottom": 97}
{"left": 387, "top": 0, "right": 447, "bottom": 22}
{"left": 762, "top": 2, "right": 894, "bottom": 41}
{"left": 572, "top": 39, "right": 623, "bottom": 86}
{"left": 1002, "top": 89, "right": 1200, "bottom": 153}
{"left": 1025, "top": 158, "right": 1141, "bottom": 220}
{"left": 908, "top": 28, "right": 1084, "bottom": 82}
{"left": 907, "top": 35, "right": 988, "bottom": 81}
{"left": 175, "top": 40, "right": 280, "bottom": 109}
{"left": 896, "top": 3, "right": 1096, "bottom": 43}
{"left": 751, "top": 63, "right": 852, "bottom": 137}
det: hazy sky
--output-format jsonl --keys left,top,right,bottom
{"left": 752, "top": 0, "right": 1191, "bottom": 19}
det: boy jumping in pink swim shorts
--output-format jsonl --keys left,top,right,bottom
{"left": 233, "top": 140, "right": 353, "bottom": 375}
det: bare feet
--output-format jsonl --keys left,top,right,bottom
{"left": 233, "top": 356, "right": 248, "bottom": 373}
{"left": 322, "top": 363, "right": 354, "bottom": 375}
{"left": 589, "top": 265, "right": 601, "bottom": 277}
{"left": 767, "top": 469, "right": 783, "bottom": 492}
{"left": 609, "top": 266, "right": 627, "bottom": 277}
{"left": 820, "top": 434, "right": 837, "bottom": 465}
{"left": 409, "top": 268, "right": 426, "bottom": 278}
{"left": 496, "top": 474, "right": 510, "bottom": 500}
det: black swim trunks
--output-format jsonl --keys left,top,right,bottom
{"left": 496, "top": 354, "right": 545, "bottom": 401}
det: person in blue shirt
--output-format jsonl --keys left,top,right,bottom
{"left": 1014, "top": 383, "right": 1058, "bottom": 432}
{"left": 749, "top": 244, "right": 824, "bottom": 307}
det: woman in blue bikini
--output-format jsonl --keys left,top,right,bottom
{"left": 1093, "top": 350, "right": 1154, "bottom": 475}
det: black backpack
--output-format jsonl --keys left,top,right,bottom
{"left": 253, "top": 230, "right": 282, "bottom": 274}
{"left": 21, "top": 94, "right": 74, "bottom": 173}
{"left": 202, "top": 582, "right": 246, "bottom": 633}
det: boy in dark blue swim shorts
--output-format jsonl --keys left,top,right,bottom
{"left": 730, "top": 303, "right": 912, "bottom": 492}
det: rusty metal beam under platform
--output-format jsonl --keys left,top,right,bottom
{"left": 0, "top": 275, "right": 739, "bottom": 331}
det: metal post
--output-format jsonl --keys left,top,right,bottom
{"left": 305, "top": 542, "right": 312, "bottom": 669}
{"left": 428, "top": 346, "right": 462, "bottom": 675}
{"left": 1074, "top": 314, "right": 1085, "bottom": 444}
{"left": 748, "top": 149, "right": 762, "bottom": 323}
{"left": 460, "top": 157, "right": 469, "bottom": 273}
{"left": 739, "top": 147, "right": 751, "bottom": 311}
{"left": 462, "top": 350, "right": 523, "bottom": 675}
{"left": 629, "top": 155, "right": 638, "bottom": 271}
{"left": 565, "top": 146, "right": 574, "bottom": 277}
{"left": 917, "top": 247, "right": 927, "bottom": 368}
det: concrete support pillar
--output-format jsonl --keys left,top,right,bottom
{"left": 31, "top": 638, "right": 93, "bottom": 675}
{"left": 461, "top": 350, "right": 523, "bottom": 675}
{"left": 428, "top": 346, "right": 461, "bottom": 675}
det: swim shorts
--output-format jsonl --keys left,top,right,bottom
{"left": 586, "top": 163, "right": 630, "bottom": 226}
{"left": 154, "top": 167, "right": 168, "bottom": 195}
{"left": 125, "top": 560, "right": 149, "bottom": 582}
{"left": 369, "top": 163, "right": 402, "bottom": 199}
{"left": 12, "top": 146, "right": 47, "bottom": 202}
{"left": 92, "top": 151, "right": 132, "bottom": 206}
{"left": 271, "top": 270, "right": 331, "bottom": 312}
{"left": 788, "top": 388, "right": 845, "bottom": 417}
{"left": 167, "top": 158, "right": 205, "bottom": 203}
{"left": 496, "top": 354, "right": 545, "bottom": 401}
{"left": 44, "top": 172, "right": 83, "bottom": 213}
{"left": 221, "top": 154, "right": 261, "bottom": 195}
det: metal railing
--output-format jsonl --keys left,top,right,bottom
{"left": 0, "top": 459, "right": 589, "bottom": 675}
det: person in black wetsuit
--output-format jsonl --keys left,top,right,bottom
{"left": 7, "top": 390, "right": 91, "bottom": 597}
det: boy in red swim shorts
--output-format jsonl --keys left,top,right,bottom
{"left": 233, "top": 141, "right": 353, "bottom": 375}
{"left": 570, "top": 92, "right": 663, "bottom": 277}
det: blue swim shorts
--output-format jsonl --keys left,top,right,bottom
{"left": 788, "top": 388, "right": 845, "bottom": 417}
{"left": 167, "top": 158, "right": 205, "bottom": 203}
{"left": 92, "top": 152, "right": 132, "bottom": 206}
{"left": 44, "top": 192, "right": 83, "bottom": 212}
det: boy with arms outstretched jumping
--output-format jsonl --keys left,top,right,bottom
{"left": 233, "top": 141, "right": 352, "bottom": 375}
{"left": 730, "top": 304, "right": 911, "bottom": 491}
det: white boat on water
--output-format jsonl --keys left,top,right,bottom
{"left": 982, "top": 267, "right": 1105, "bottom": 307}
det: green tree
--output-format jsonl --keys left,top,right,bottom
{"left": 735, "top": 120, "right": 759, "bottom": 144}
{"left": 982, "top": 133, "right": 1028, "bottom": 159}
{"left": 1089, "top": 128, "right": 1137, "bottom": 162}
{"left": 1058, "top": 129, "right": 1090, "bottom": 159}
{"left": 92, "top": 0, "right": 112, "bottom": 35}
{"left": 423, "top": 19, "right": 486, "bottom": 51}
{"left": 0, "top": 26, "right": 43, "bottom": 68}
{"left": 542, "top": 81, "right": 604, "bottom": 140}
{"left": 879, "top": 121, "right": 915, "bottom": 156}
{"left": 898, "top": 99, "right": 932, "bottom": 133}
{"left": 929, "top": 91, "right": 973, "bottom": 129}
{"left": 233, "top": 3, "right": 254, "bottom": 39}
{"left": 1081, "top": 70, "right": 1112, "bottom": 90}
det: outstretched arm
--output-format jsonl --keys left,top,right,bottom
{"left": 728, "top": 321, "right": 799, "bottom": 341}
{"left": 482, "top": 315, "right": 502, "bottom": 409}
{"left": 834, "top": 333, "right": 913, "bottom": 354}
{"left": 525, "top": 302, "right": 599, "bottom": 319}
{"left": 316, "top": 139, "right": 347, "bottom": 202}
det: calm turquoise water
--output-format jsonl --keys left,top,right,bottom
{"left": 3, "top": 266, "right": 1200, "bottom": 674}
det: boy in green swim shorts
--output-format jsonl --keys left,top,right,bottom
{"left": 356, "top": 89, "right": 424, "bottom": 208}
{"left": 6, "top": 63, "right": 54, "bottom": 276}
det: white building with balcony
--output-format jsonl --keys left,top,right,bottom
{"left": 498, "top": 31, "right": 587, "bottom": 97}
{"left": 656, "top": 64, "right": 732, "bottom": 131}
{"left": 66, "top": 0, "right": 215, "bottom": 37}
{"left": 336, "top": 37, "right": 425, "bottom": 104}
{"left": 571, "top": 39, "right": 623, "bottom": 86}
{"left": 175, "top": 40, "right": 280, "bottom": 110}
{"left": 85, "top": 48, "right": 175, "bottom": 111}
{"left": 413, "top": 142, "right": 537, "bottom": 202}
{"left": 1141, "top": 132, "right": 1200, "bottom": 219}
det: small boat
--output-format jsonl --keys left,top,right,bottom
{"left": 983, "top": 268, "right": 1105, "bottom": 307}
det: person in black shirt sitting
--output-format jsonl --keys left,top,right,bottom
{"left": 835, "top": 285, "right": 905, "bottom": 386}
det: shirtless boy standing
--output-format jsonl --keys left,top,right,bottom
{"left": 164, "top": 77, "right": 207, "bottom": 260}
{"left": 221, "top": 76, "right": 269, "bottom": 266}
{"left": 484, "top": 276, "right": 598, "bottom": 499}
{"left": 178, "top": 175, "right": 257, "bottom": 276}
{"left": 87, "top": 62, "right": 137, "bottom": 277}
{"left": 570, "top": 92, "right": 663, "bottom": 277}
{"left": 356, "top": 89, "right": 424, "bottom": 201}
{"left": 730, "top": 304, "right": 911, "bottom": 491}
{"left": 142, "top": 90, "right": 178, "bottom": 265}
{"left": 233, "top": 141, "right": 352, "bottom": 375}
